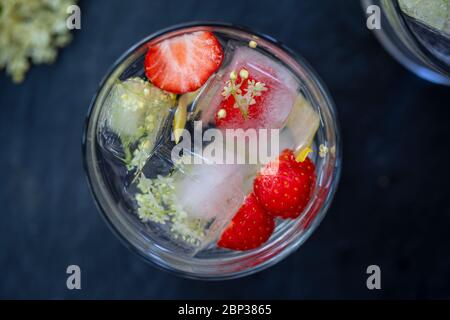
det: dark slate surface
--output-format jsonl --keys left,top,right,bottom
{"left": 1, "top": 0, "right": 449, "bottom": 299}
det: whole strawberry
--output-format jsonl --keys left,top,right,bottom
{"left": 278, "top": 149, "right": 315, "bottom": 175}
{"left": 218, "top": 193, "right": 275, "bottom": 251}
{"left": 254, "top": 149, "right": 316, "bottom": 219}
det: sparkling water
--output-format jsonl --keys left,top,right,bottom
{"left": 94, "top": 28, "right": 320, "bottom": 256}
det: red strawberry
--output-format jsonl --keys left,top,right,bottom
{"left": 253, "top": 150, "right": 316, "bottom": 219}
{"left": 215, "top": 72, "right": 270, "bottom": 130}
{"left": 278, "top": 149, "right": 316, "bottom": 174}
{"left": 218, "top": 193, "right": 275, "bottom": 251}
{"left": 145, "top": 31, "right": 223, "bottom": 94}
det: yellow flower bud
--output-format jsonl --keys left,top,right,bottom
{"left": 295, "top": 147, "right": 313, "bottom": 162}
{"left": 239, "top": 69, "right": 249, "bottom": 80}
{"left": 249, "top": 40, "right": 258, "bottom": 48}
{"left": 217, "top": 108, "right": 227, "bottom": 119}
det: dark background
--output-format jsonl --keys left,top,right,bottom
{"left": 1, "top": 0, "right": 449, "bottom": 299}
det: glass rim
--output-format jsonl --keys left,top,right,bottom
{"left": 82, "top": 21, "right": 342, "bottom": 280}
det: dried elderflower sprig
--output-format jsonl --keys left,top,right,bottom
{"left": 0, "top": 0, "right": 77, "bottom": 83}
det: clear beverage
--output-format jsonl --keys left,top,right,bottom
{"left": 83, "top": 23, "right": 341, "bottom": 279}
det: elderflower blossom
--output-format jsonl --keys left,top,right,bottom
{"left": 0, "top": 0, "right": 77, "bottom": 83}
{"left": 135, "top": 174, "right": 207, "bottom": 245}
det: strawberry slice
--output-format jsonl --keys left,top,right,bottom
{"left": 145, "top": 31, "right": 223, "bottom": 94}
{"left": 253, "top": 149, "right": 316, "bottom": 219}
{"left": 218, "top": 193, "right": 275, "bottom": 251}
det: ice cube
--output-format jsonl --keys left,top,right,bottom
{"left": 285, "top": 93, "right": 320, "bottom": 156}
{"left": 172, "top": 149, "right": 249, "bottom": 253}
{"left": 199, "top": 43, "right": 299, "bottom": 130}
{"left": 174, "top": 161, "right": 246, "bottom": 221}
{"left": 135, "top": 141, "right": 250, "bottom": 256}
{"left": 98, "top": 77, "right": 173, "bottom": 166}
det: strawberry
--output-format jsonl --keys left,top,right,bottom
{"left": 145, "top": 31, "right": 223, "bottom": 94}
{"left": 253, "top": 150, "right": 316, "bottom": 219}
{"left": 215, "top": 72, "right": 270, "bottom": 130}
{"left": 218, "top": 193, "right": 275, "bottom": 251}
